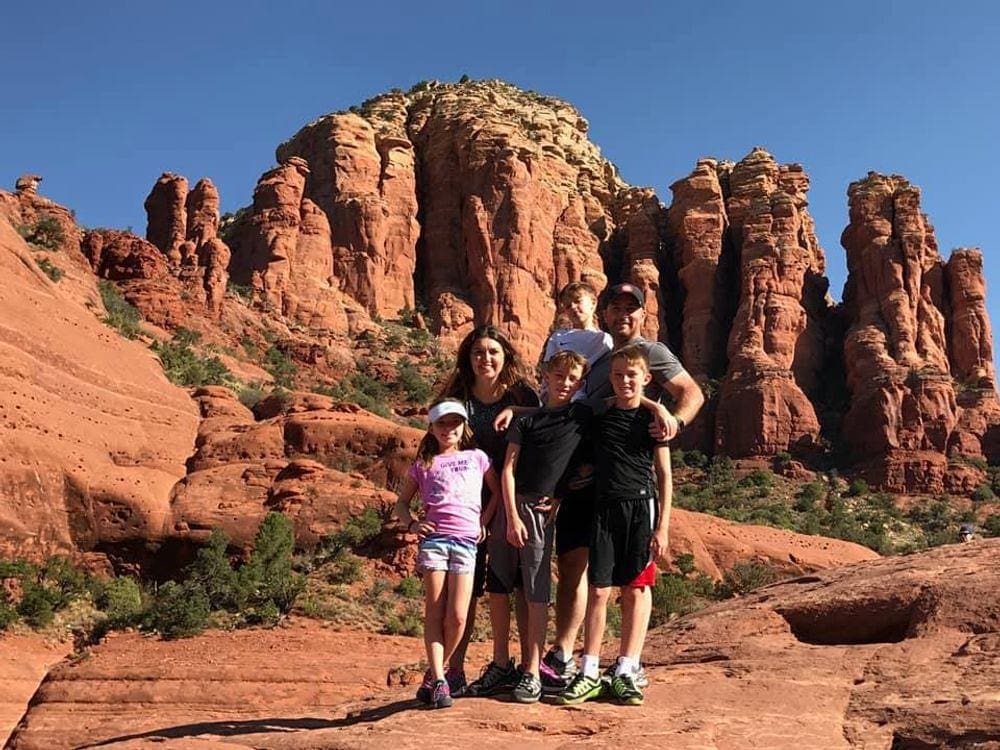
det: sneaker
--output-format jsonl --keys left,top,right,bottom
{"left": 466, "top": 659, "right": 517, "bottom": 697}
{"left": 415, "top": 668, "right": 433, "bottom": 704}
{"left": 601, "top": 662, "right": 648, "bottom": 690}
{"left": 512, "top": 670, "right": 542, "bottom": 703}
{"left": 540, "top": 649, "right": 578, "bottom": 694}
{"left": 609, "top": 672, "right": 644, "bottom": 706}
{"left": 553, "top": 672, "right": 604, "bottom": 705}
{"left": 446, "top": 667, "right": 468, "bottom": 697}
{"left": 430, "top": 679, "right": 453, "bottom": 709}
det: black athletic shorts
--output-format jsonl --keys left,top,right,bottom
{"left": 588, "top": 496, "right": 656, "bottom": 588}
{"left": 556, "top": 484, "right": 597, "bottom": 556}
{"left": 472, "top": 541, "right": 488, "bottom": 598}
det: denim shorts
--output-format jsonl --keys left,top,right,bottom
{"left": 418, "top": 535, "right": 478, "bottom": 575}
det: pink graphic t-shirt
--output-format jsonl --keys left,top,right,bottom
{"left": 407, "top": 449, "right": 490, "bottom": 541}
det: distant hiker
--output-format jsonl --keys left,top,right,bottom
{"left": 959, "top": 523, "right": 976, "bottom": 543}
{"left": 555, "top": 345, "right": 673, "bottom": 707}
{"left": 394, "top": 399, "right": 500, "bottom": 710}
{"left": 437, "top": 325, "right": 540, "bottom": 696}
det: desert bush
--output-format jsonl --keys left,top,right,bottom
{"left": 395, "top": 357, "right": 434, "bottom": 403}
{"left": 238, "top": 384, "right": 266, "bottom": 410}
{"left": 36, "top": 256, "right": 64, "bottom": 281}
{"left": 151, "top": 339, "right": 230, "bottom": 387}
{"left": 715, "top": 560, "right": 779, "bottom": 599}
{"left": 972, "top": 484, "right": 996, "bottom": 503}
{"left": 18, "top": 215, "right": 65, "bottom": 249}
{"left": 187, "top": 529, "right": 245, "bottom": 610}
{"left": 147, "top": 581, "right": 210, "bottom": 638}
{"left": 264, "top": 345, "right": 297, "bottom": 388}
{"left": 240, "top": 513, "right": 304, "bottom": 613}
{"left": 99, "top": 281, "right": 142, "bottom": 338}
{"left": 846, "top": 478, "right": 870, "bottom": 497}
{"left": 97, "top": 576, "right": 144, "bottom": 628}
{"left": 396, "top": 576, "right": 423, "bottom": 599}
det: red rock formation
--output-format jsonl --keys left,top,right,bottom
{"left": 276, "top": 108, "right": 418, "bottom": 321}
{"left": 228, "top": 157, "right": 351, "bottom": 331}
{"left": 667, "top": 159, "right": 729, "bottom": 379}
{"left": 712, "top": 149, "right": 825, "bottom": 457}
{"left": 404, "top": 81, "right": 623, "bottom": 359}
{"left": 143, "top": 173, "right": 231, "bottom": 316}
{"left": 0, "top": 216, "right": 199, "bottom": 562}
{"left": 610, "top": 188, "right": 668, "bottom": 341}
{"left": 841, "top": 173, "right": 962, "bottom": 491}
{"left": 144, "top": 173, "right": 187, "bottom": 266}
{"left": 945, "top": 249, "right": 1000, "bottom": 464}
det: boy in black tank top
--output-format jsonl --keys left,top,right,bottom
{"left": 555, "top": 344, "right": 672, "bottom": 707}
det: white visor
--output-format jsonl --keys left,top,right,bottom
{"left": 427, "top": 401, "right": 469, "bottom": 425}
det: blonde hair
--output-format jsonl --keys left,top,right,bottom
{"left": 556, "top": 281, "right": 600, "bottom": 330}
{"left": 416, "top": 398, "right": 476, "bottom": 468}
{"left": 610, "top": 344, "right": 650, "bottom": 373}
{"left": 546, "top": 349, "right": 589, "bottom": 377}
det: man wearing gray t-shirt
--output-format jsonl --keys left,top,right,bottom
{"left": 542, "top": 282, "right": 705, "bottom": 692}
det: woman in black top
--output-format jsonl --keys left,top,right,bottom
{"left": 437, "top": 325, "right": 539, "bottom": 693}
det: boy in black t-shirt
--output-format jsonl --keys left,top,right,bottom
{"left": 556, "top": 344, "right": 672, "bottom": 707}
{"left": 471, "top": 350, "right": 591, "bottom": 704}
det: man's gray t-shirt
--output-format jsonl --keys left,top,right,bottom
{"left": 584, "top": 337, "right": 683, "bottom": 402}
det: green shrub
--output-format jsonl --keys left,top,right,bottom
{"left": 325, "top": 551, "right": 364, "bottom": 584}
{"left": 715, "top": 560, "right": 779, "bottom": 599}
{"left": 982, "top": 514, "right": 1000, "bottom": 537}
{"left": 187, "top": 529, "right": 245, "bottom": 610}
{"left": 395, "top": 358, "right": 434, "bottom": 403}
{"left": 18, "top": 216, "right": 65, "bottom": 249}
{"left": 396, "top": 576, "right": 422, "bottom": 599}
{"left": 264, "top": 345, "right": 297, "bottom": 389}
{"left": 99, "top": 281, "right": 142, "bottom": 338}
{"left": 682, "top": 450, "right": 708, "bottom": 469}
{"left": 226, "top": 281, "right": 253, "bottom": 301}
{"left": 36, "top": 256, "right": 64, "bottom": 281}
{"left": 148, "top": 581, "right": 210, "bottom": 638}
{"left": 846, "top": 478, "right": 870, "bottom": 497}
{"left": 97, "top": 576, "right": 144, "bottom": 628}
{"left": 740, "top": 470, "right": 773, "bottom": 490}
{"left": 17, "top": 581, "right": 60, "bottom": 628}
{"left": 238, "top": 384, "right": 266, "bottom": 410}
{"left": 971, "top": 484, "right": 996, "bottom": 502}
{"left": 239, "top": 513, "right": 304, "bottom": 613}
{"left": 322, "top": 507, "right": 384, "bottom": 557}
{"left": 0, "top": 590, "right": 17, "bottom": 631}
{"left": 151, "top": 338, "right": 231, "bottom": 387}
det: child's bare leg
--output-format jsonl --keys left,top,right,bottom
{"left": 619, "top": 584, "right": 652, "bottom": 661}
{"left": 448, "top": 596, "right": 477, "bottom": 672}
{"left": 488, "top": 592, "right": 512, "bottom": 664}
{"left": 423, "top": 571, "right": 448, "bottom": 680}
{"left": 525, "top": 600, "right": 548, "bottom": 677}
{"left": 442, "top": 573, "right": 474, "bottom": 668}
{"left": 553, "top": 547, "right": 588, "bottom": 656}
{"left": 582, "top": 585, "right": 611, "bottom": 673}
{"left": 514, "top": 587, "right": 529, "bottom": 666}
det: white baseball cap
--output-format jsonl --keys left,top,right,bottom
{"left": 427, "top": 400, "right": 469, "bottom": 425}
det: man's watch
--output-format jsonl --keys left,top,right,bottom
{"left": 673, "top": 414, "right": 685, "bottom": 431}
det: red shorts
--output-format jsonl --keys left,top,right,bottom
{"left": 628, "top": 561, "right": 657, "bottom": 588}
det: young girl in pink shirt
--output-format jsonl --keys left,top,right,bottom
{"left": 395, "top": 399, "right": 500, "bottom": 709}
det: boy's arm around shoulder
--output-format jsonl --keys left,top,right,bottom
{"left": 651, "top": 444, "right": 673, "bottom": 562}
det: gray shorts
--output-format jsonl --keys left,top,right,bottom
{"left": 485, "top": 493, "right": 554, "bottom": 603}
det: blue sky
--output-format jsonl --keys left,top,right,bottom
{"left": 4, "top": 1, "right": 998, "bottom": 331}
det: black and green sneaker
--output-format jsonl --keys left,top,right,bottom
{"left": 466, "top": 659, "right": 517, "bottom": 697}
{"left": 553, "top": 672, "right": 604, "bottom": 705}
{"left": 609, "top": 671, "right": 644, "bottom": 706}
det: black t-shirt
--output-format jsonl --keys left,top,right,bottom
{"left": 507, "top": 402, "right": 593, "bottom": 497}
{"left": 466, "top": 384, "right": 540, "bottom": 470}
{"left": 594, "top": 405, "right": 668, "bottom": 502}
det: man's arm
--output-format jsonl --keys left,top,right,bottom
{"left": 650, "top": 445, "right": 673, "bottom": 562}
{"left": 660, "top": 369, "right": 705, "bottom": 431}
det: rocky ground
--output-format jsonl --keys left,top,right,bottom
{"left": 5, "top": 540, "right": 997, "bottom": 750}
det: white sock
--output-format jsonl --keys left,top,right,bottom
{"left": 581, "top": 654, "right": 600, "bottom": 679}
{"left": 615, "top": 656, "right": 639, "bottom": 677}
